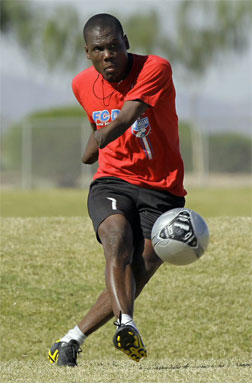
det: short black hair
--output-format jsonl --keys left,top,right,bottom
{"left": 83, "top": 13, "right": 124, "bottom": 43}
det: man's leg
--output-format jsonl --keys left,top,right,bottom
{"left": 95, "top": 214, "right": 159, "bottom": 361}
{"left": 78, "top": 235, "right": 162, "bottom": 335}
{"left": 98, "top": 214, "right": 135, "bottom": 318}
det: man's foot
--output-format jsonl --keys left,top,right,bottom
{"left": 113, "top": 325, "right": 147, "bottom": 362}
{"left": 48, "top": 339, "right": 82, "bottom": 366}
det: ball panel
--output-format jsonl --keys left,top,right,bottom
{"left": 190, "top": 211, "right": 210, "bottom": 257}
{"left": 153, "top": 239, "right": 198, "bottom": 265}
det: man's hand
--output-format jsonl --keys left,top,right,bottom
{"left": 95, "top": 100, "right": 149, "bottom": 149}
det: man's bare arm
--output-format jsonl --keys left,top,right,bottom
{"left": 82, "top": 123, "right": 99, "bottom": 164}
{"left": 94, "top": 100, "right": 149, "bottom": 149}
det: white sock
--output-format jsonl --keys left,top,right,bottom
{"left": 121, "top": 314, "right": 138, "bottom": 331}
{"left": 60, "top": 325, "right": 86, "bottom": 345}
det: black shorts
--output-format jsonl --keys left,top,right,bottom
{"left": 88, "top": 177, "right": 185, "bottom": 243}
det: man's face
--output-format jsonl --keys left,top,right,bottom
{"left": 85, "top": 26, "right": 129, "bottom": 82}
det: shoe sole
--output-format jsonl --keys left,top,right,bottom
{"left": 113, "top": 326, "right": 147, "bottom": 362}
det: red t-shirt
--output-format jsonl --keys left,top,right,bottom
{"left": 72, "top": 54, "right": 186, "bottom": 197}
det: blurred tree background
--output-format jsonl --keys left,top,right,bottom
{"left": 1, "top": 0, "right": 251, "bottom": 188}
{"left": 1, "top": 0, "right": 251, "bottom": 72}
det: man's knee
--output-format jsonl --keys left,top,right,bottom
{"left": 98, "top": 214, "right": 134, "bottom": 263}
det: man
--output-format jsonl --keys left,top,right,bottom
{"left": 48, "top": 13, "right": 186, "bottom": 366}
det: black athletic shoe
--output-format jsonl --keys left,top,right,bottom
{"left": 113, "top": 315, "right": 147, "bottom": 362}
{"left": 48, "top": 339, "right": 82, "bottom": 366}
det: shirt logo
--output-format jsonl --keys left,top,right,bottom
{"left": 131, "top": 116, "right": 151, "bottom": 138}
{"left": 131, "top": 116, "right": 153, "bottom": 160}
{"left": 92, "top": 109, "right": 120, "bottom": 126}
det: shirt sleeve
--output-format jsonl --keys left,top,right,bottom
{"left": 72, "top": 78, "right": 94, "bottom": 123}
{"left": 125, "top": 59, "right": 173, "bottom": 107}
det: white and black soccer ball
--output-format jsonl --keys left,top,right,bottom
{"left": 151, "top": 208, "right": 209, "bottom": 266}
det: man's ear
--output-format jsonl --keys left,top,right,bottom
{"left": 85, "top": 45, "right": 91, "bottom": 60}
{"left": 124, "top": 35, "right": 130, "bottom": 50}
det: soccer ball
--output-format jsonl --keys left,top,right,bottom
{"left": 151, "top": 208, "right": 209, "bottom": 266}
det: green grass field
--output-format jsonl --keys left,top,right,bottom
{"left": 1, "top": 188, "right": 252, "bottom": 382}
{"left": 1, "top": 186, "right": 251, "bottom": 217}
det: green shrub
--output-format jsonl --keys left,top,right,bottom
{"left": 209, "top": 132, "right": 251, "bottom": 173}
